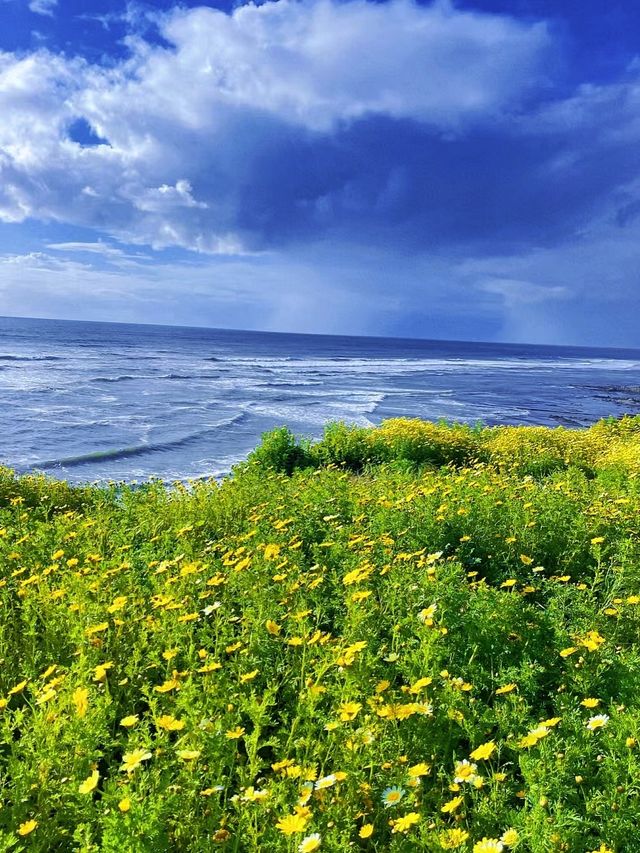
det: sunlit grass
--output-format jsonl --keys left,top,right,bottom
{"left": 1, "top": 417, "right": 640, "bottom": 851}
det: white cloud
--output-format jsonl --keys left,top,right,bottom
{"left": 517, "top": 75, "right": 640, "bottom": 149}
{"left": 0, "top": 0, "right": 551, "bottom": 251}
{"left": 29, "top": 0, "right": 57, "bottom": 17}
{"left": 45, "top": 240, "right": 152, "bottom": 266}
{"left": 0, "top": 247, "right": 383, "bottom": 334}
{"left": 46, "top": 241, "right": 128, "bottom": 256}
{"left": 145, "top": 0, "right": 550, "bottom": 132}
{"left": 480, "top": 278, "right": 568, "bottom": 307}
{"left": 131, "top": 180, "right": 208, "bottom": 213}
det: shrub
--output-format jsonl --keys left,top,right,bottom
{"left": 246, "top": 426, "right": 310, "bottom": 474}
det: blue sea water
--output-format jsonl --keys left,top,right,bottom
{"left": 1, "top": 315, "right": 640, "bottom": 483}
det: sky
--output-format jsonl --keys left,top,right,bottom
{"left": 1, "top": 0, "right": 640, "bottom": 346}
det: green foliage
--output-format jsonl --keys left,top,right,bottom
{"left": 251, "top": 415, "right": 640, "bottom": 478}
{"left": 0, "top": 418, "right": 639, "bottom": 851}
{"left": 308, "top": 422, "right": 374, "bottom": 469}
{"left": 246, "top": 426, "right": 310, "bottom": 474}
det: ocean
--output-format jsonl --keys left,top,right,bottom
{"left": 1, "top": 315, "right": 640, "bottom": 484}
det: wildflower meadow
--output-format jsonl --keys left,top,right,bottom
{"left": 1, "top": 417, "right": 640, "bottom": 852}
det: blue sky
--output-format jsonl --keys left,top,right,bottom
{"left": 1, "top": 0, "right": 639, "bottom": 345}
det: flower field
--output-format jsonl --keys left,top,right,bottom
{"left": 2, "top": 417, "right": 640, "bottom": 851}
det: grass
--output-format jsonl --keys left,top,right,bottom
{"left": 1, "top": 416, "right": 640, "bottom": 851}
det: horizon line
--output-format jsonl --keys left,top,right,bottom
{"left": 1, "top": 312, "right": 640, "bottom": 356}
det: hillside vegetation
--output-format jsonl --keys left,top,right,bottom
{"left": 2, "top": 417, "right": 640, "bottom": 852}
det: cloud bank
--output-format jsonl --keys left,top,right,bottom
{"left": 0, "top": 0, "right": 552, "bottom": 251}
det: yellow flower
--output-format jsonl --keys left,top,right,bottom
{"left": 351, "top": 590, "right": 372, "bottom": 602}
{"left": 441, "top": 795, "right": 464, "bottom": 814}
{"left": 454, "top": 759, "right": 479, "bottom": 784}
{"left": 266, "top": 620, "right": 281, "bottom": 635}
{"left": 78, "top": 770, "right": 100, "bottom": 795}
{"left": 263, "top": 543, "right": 281, "bottom": 560}
{"left": 295, "top": 805, "right": 313, "bottom": 820}
{"left": 120, "top": 748, "right": 152, "bottom": 774}
{"left": 588, "top": 846, "right": 614, "bottom": 853}
{"left": 156, "top": 715, "right": 185, "bottom": 732}
{"left": 315, "top": 774, "right": 337, "bottom": 790}
{"left": 163, "top": 647, "right": 180, "bottom": 661}
{"left": 298, "top": 833, "right": 322, "bottom": 852}
{"left": 176, "top": 749, "right": 201, "bottom": 761}
{"left": 17, "top": 820, "right": 38, "bottom": 836}
{"left": 198, "top": 661, "right": 222, "bottom": 674}
{"left": 626, "top": 737, "right": 636, "bottom": 748}
{"left": 73, "top": 687, "right": 89, "bottom": 718}
{"left": 407, "top": 762, "right": 430, "bottom": 778}
{"left": 359, "top": 824, "right": 374, "bottom": 838}
{"left": 409, "top": 676, "right": 433, "bottom": 693}
{"left": 495, "top": 683, "right": 517, "bottom": 695}
{"left": 586, "top": 714, "right": 609, "bottom": 731}
{"left": 8, "top": 679, "right": 28, "bottom": 696}
{"left": 391, "top": 812, "right": 420, "bottom": 834}
{"left": 338, "top": 701, "right": 362, "bottom": 721}
{"left": 580, "top": 630, "right": 605, "bottom": 652}
{"left": 242, "top": 786, "right": 269, "bottom": 802}
{"left": 240, "top": 669, "right": 259, "bottom": 684}
{"left": 343, "top": 566, "right": 372, "bottom": 585}
{"left": 418, "top": 603, "right": 437, "bottom": 624}
{"left": 474, "top": 839, "right": 504, "bottom": 853}
{"left": 470, "top": 741, "right": 496, "bottom": 761}
{"left": 120, "top": 714, "right": 139, "bottom": 728}
{"left": 439, "top": 828, "right": 470, "bottom": 849}
{"left": 501, "top": 828, "right": 520, "bottom": 846}
{"left": 118, "top": 798, "right": 131, "bottom": 812}
{"left": 560, "top": 647, "right": 577, "bottom": 658}
{"left": 519, "top": 725, "right": 550, "bottom": 748}
{"left": 226, "top": 726, "right": 245, "bottom": 739}
{"left": 108, "top": 596, "right": 128, "bottom": 613}
{"left": 381, "top": 786, "right": 405, "bottom": 806}
{"left": 298, "top": 782, "right": 314, "bottom": 805}
{"left": 276, "top": 813, "right": 309, "bottom": 835}
{"left": 36, "top": 686, "right": 57, "bottom": 705}
{"left": 154, "top": 678, "right": 180, "bottom": 693}
{"left": 93, "top": 662, "right": 113, "bottom": 682}
{"left": 519, "top": 554, "right": 534, "bottom": 565}
{"left": 85, "top": 622, "right": 109, "bottom": 636}
{"left": 581, "top": 698, "right": 600, "bottom": 709}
